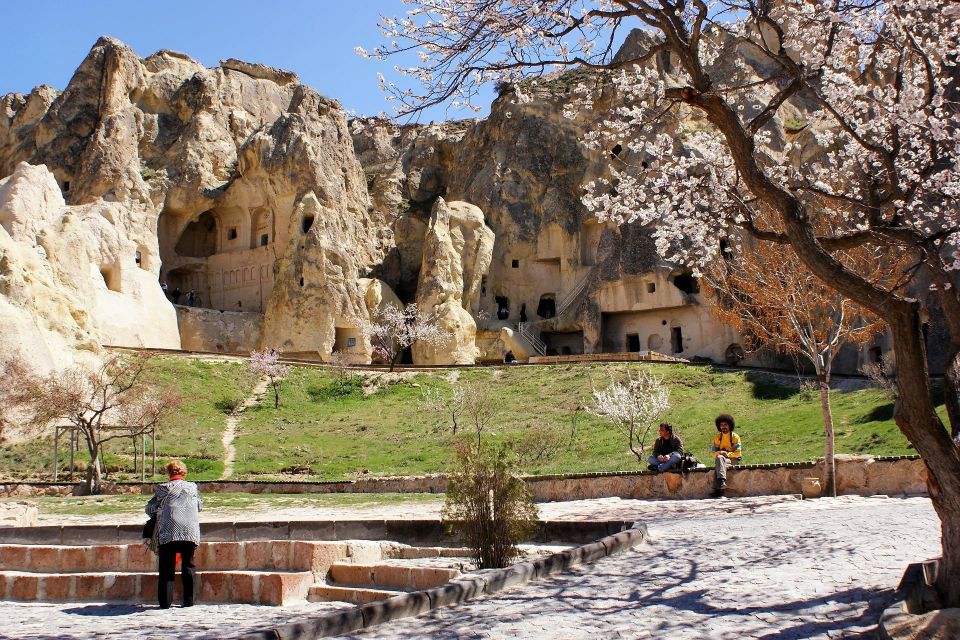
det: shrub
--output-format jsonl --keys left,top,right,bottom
{"left": 442, "top": 442, "right": 538, "bottom": 569}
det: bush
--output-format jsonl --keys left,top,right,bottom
{"left": 442, "top": 442, "right": 538, "bottom": 569}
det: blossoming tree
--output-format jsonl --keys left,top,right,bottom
{"left": 370, "top": 0, "right": 960, "bottom": 603}
{"left": 248, "top": 349, "right": 290, "bottom": 408}
{"left": 588, "top": 369, "right": 670, "bottom": 463}
{"left": 357, "top": 302, "right": 447, "bottom": 371}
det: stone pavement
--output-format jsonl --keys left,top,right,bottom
{"left": 0, "top": 495, "right": 941, "bottom": 639}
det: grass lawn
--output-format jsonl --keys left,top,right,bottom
{"left": 232, "top": 362, "right": 919, "bottom": 480}
{"left": 0, "top": 357, "right": 257, "bottom": 483}
{"left": 0, "top": 357, "right": 926, "bottom": 484}
{"left": 14, "top": 492, "right": 444, "bottom": 518}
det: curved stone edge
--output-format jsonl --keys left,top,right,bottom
{"left": 237, "top": 522, "right": 648, "bottom": 640}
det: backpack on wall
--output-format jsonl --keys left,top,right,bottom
{"left": 679, "top": 453, "right": 700, "bottom": 473}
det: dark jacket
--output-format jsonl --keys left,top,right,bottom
{"left": 652, "top": 435, "right": 684, "bottom": 457}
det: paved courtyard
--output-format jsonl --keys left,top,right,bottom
{"left": 0, "top": 495, "right": 941, "bottom": 639}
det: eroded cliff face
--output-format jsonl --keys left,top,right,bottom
{"left": 0, "top": 37, "right": 396, "bottom": 368}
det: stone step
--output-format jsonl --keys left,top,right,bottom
{"left": 0, "top": 569, "right": 313, "bottom": 605}
{"left": 307, "top": 584, "right": 402, "bottom": 604}
{"left": 327, "top": 563, "right": 459, "bottom": 590}
{"left": 389, "top": 546, "right": 473, "bottom": 559}
{"left": 0, "top": 540, "right": 355, "bottom": 574}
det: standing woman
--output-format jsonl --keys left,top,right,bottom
{"left": 146, "top": 459, "right": 203, "bottom": 608}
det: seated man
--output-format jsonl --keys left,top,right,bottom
{"left": 710, "top": 413, "right": 742, "bottom": 497}
{"left": 648, "top": 422, "right": 683, "bottom": 472}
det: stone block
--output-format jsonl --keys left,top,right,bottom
{"left": 296, "top": 541, "right": 349, "bottom": 575}
{"left": 279, "top": 572, "right": 312, "bottom": 604}
{"left": 60, "top": 546, "right": 90, "bottom": 571}
{"left": 200, "top": 521, "right": 237, "bottom": 542}
{"left": 117, "top": 524, "right": 144, "bottom": 544}
{"left": 270, "top": 607, "right": 366, "bottom": 640}
{"left": 204, "top": 542, "right": 242, "bottom": 570}
{"left": 424, "top": 576, "right": 486, "bottom": 609}
{"left": 11, "top": 574, "right": 39, "bottom": 600}
{"left": 63, "top": 526, "right": 115, "bottom": 546}
{"left": 199, "top": 571, "right": 229, "bottom": 603}
{"left": 570, "top": 541, "right": 608, "bottom": 565}
{"left": 335, "top": 520, "right": 388, "bottom": 541}
{"left": 371, "top": 564, "right": 411, "bottom": 588}
{"left": 359, "top": 591, "right": 431, "bottom": 627}
{"left": 0, "top": 526, "right": 61, "bottom": 545}
{"left": 29, "top": 546, "right": 61, "bottom": 572}
{"left": 288, "top": 521, "right": 336, "bottom": 541}
{"left": 0, "top": 573, "right": 8, "bottom": 599}
{"left": 75, "top": 574, "right": 103, "bottom": 600}
{"left": 126, "top": 543, "right": 155, "bottom": 572}
{"left": 235, "top": 521, "right": 290, "bottom": 542}
{"left": 384, "top": 520, "right": 447, "bottom": 545}
{"left": 140, "top": 574, "right": 158, "bottom": 603}
{"left": 231, "top": 572, "right": 257, "bottom": 604}
{"left": 96, "top": 545, "right": 125, "bottom": 573}
{"left": 258, "top": 573, "right": 283, "bottom": 605}
{"left": 243, "top": 540, "right": 276, "bottom": 571}
{"left": 485, "top": 561, "right": 536, "bottom": 594}
{"left": 346, "top": 541, "right": 384, "bottom": 564}
{"left": 531, "top": 549, "right": 575, "bottom": 578}
{"left": 330, "top": 563, "right": 374, "bottom": 586}
{"left": 602, "top": 530, "right": 640, "bottom": 555}
{"left": 0, "top": 545, "right": 29, "bottom": 570}
{"left": 104, "top": 573, "right": 136, "bottom": 600}
{"left": 42, "top": 574, "right": 74, "bottom": 601}
{"left": 409, "top": 567, "right": 458, "bottom": 589}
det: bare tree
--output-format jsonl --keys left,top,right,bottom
{"left": 588, "top": 368, "right": 670, "bottom": 463}
{"left": 357, "top": 302, "right": 447, "bottom": 372}
{"left": 248, "top": 349, "right": 290, "bottom": 408}
{"left": 420, "top": 385, "right": 468, "bottom": 435}
{"left": 371, "top": 1, "right": 960, "bottom": 604}
{"left": 13, "top": 354, "right": 180, "bottom": 494}
{"left": 704, "top": 238, "right": 888, "bottom": 496}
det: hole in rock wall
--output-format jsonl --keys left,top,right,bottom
{"left": 725, "top": 343, "right": 745, "bottom": 364}
{"left": 227, "top": 227, "right": 238, "bottom": 241}
{"left": 511, "top": 259, "right": 520, "bottom": 269}
{"left": 495, "top": 296, "right": 510, "bottom": 320}
{"left": 537, "top": 295, "right": 556, "bottom": 319}
{"left": 869, "top": 346, "right": 883, "bottom": 364}
{"left": 647, "top": 282, "right": 656, "bottom": 294}
{"left": 302, "top": 215, "right": 315, "bottom": 234}
{"left": 611, "top": 143, "right": 622, "bottom": 158}
{"left": 175, "top": 211, "right": 218, "bottom": 258}
{"left": 100, "top": 263, "right": 121, "bottom": 292}
{"left": 672, "top": 271, "right": 700, "bottom": 294}
{"left": 334, "top": 327, "right": 361, "bottom": 352}
{"left": 671, "top": 327, "right": 684, "bottom": 354}
{"left": 260, "top": 234, "right": 269, "bottom": 247}
{"left": 626, "top": 333, "right": 640, "bottom": 352}
{"left": 135, "top": 245, "right": 150, "bottom": 270}
{"left": 63, "top": 181, "right": 70, "bottom": 192}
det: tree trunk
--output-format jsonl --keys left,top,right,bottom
{"left": 628, "top": 423, "right": 644, "bottom": 463}
{"left": 84, "top": 444, "right": 103, "bottom": 495}
{"left": 944, "top": 348, "right": 960, "bottom": 441}
{"left": 889, "top": 309, "right": 960, "bottom": 607}
{"left": 818, "top": 375, "right": 837, "bottom": 497}
{"left": 272, "top": 380, "right": 280, "bottom": 408}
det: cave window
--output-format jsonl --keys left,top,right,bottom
{"left": 227, "top": 227, "right": 238, "bottom": 241}
{"left": 135, "top": 251, "right": 142, "bottom": 265}
{"left": 260, "top": 234, "right": 269, "bottom": 247}
{"left": 299, "top": 277, "right": 305, "bottom": 287}
{"left": 302, "top": 214, "right": 315, "bottom": 234}
{"left": 647, "top": 282, "right": 656, "bottom": 294}
{"left": 626, "top": 334, "right": 640, "bottom": 352}
{"left": 869, "top": 346, "right": 883, "bottom": 364}
{"left": 511, "top": 259, "right": 519, "bottom": 269}
{"left": 672, "top": 272, "right": 700, "bottom": 294}
{"left": 537, "top": 295, "right": 556, "bottom": 319}
{"left": 611, "top": 143, "right": 623, "bottom": 158}
{"left": 495, "top": 296, "right": 510, "bottom": 320}
{"left": 641, "top": 160, "right": 649, "bottom": 170}
{"left": 481, "top": 275, "right": 487, "bottom": 295}
{"left": 671, "top": 327, "right": 684, "bottom": 354}
{"left": 62, "top": 181, "right": 70, "bottom": 193}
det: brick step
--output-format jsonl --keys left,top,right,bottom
{"left": 0, "top": 570, "right": 313, "bottom": 605}
{"left": 390, "top": 546, "right": 473, "bottom": 559}
{"left": 307, "top": 584, "right": 403, "bottom": 604}
{"left": 0, "top": 540, "right": 357, "bottom": 574}
{"left": 327, "top": 563, "right": 459, "bottom": 590}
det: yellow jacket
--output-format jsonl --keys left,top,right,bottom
{"left": 711, "top": 432, "right": 742, "bottom": 460}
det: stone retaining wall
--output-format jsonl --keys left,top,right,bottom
{"left": 0, "top": 456, "right": 926, "bottom": 501}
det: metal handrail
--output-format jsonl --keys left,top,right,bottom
{"left": 515, "top": 321, "right": 547, "bottom": 356}
{"left": 557, "top": 267, "right": 595, "bottom": 317}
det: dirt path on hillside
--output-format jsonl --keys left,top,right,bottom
{"left": 220, "top": 376, "right": 270, "bottom": 480}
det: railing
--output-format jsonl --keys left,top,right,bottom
{"left": 515, "top": 322, "right": 547, "bottom": 356}
{"left": 556, "top": 267, "right": 595, "bottom": 317}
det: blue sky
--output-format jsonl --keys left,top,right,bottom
{"left": 0, "top": 0, "right": 492, "bottom": 121}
